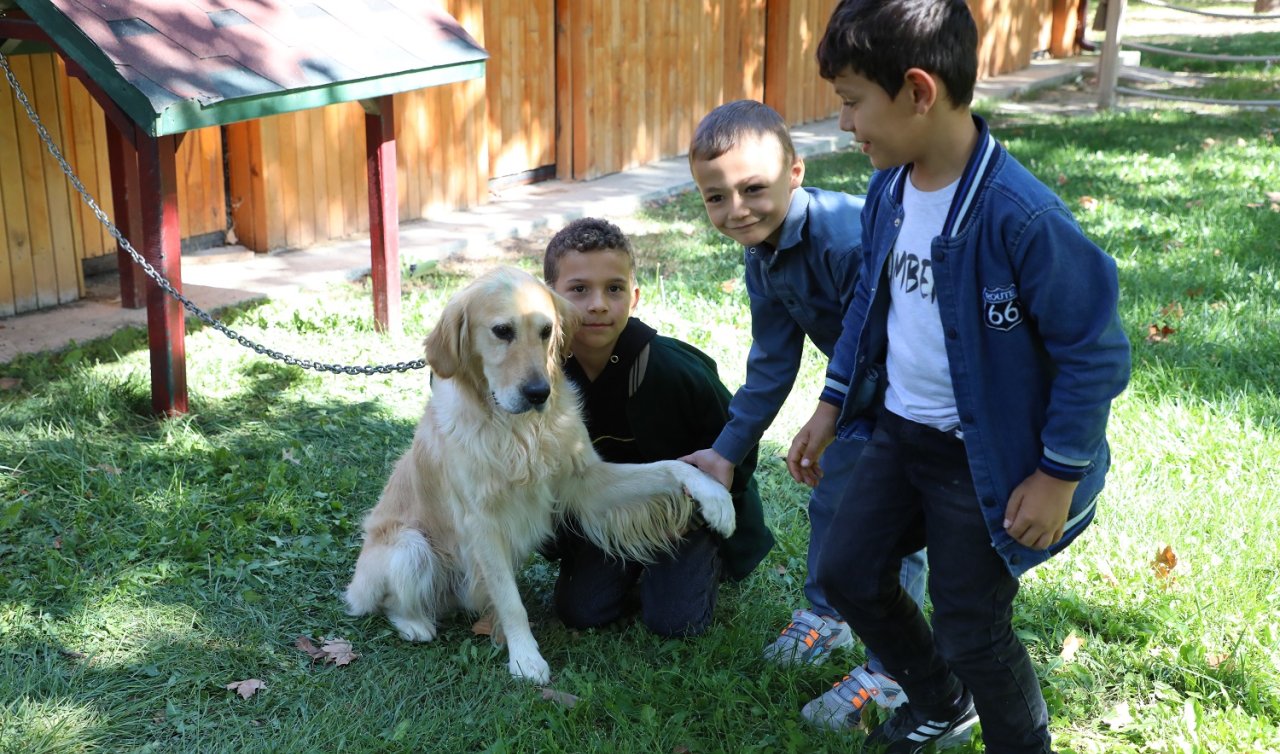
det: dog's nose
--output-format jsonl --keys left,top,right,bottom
{"left": 522, "top": 380, "right": 550, "bottom": 406}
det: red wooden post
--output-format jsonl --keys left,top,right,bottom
{"left": 364, "top": 95, "right": 401, "bottom": 334}
{"left": 136, "top": 131, "right": 188, "bottom": 416}
{"left": 105, "top": 118, "right": 147, "bottom": 309}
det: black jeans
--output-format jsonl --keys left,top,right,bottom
{"left": 816, "top": 410, "right": 1051, "bottom": 754}
{"left": 553, "top": 526, "right": 721, "bottom": 638}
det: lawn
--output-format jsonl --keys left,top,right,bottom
{"left": 3, "top": 49, "right": 1280, "bottom": 754}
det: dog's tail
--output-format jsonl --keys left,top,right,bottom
{"left": 344, "top": 527, "right": 437, "bottom": 617}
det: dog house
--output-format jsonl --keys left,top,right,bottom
{"left": 0, "top": 0, "right": 487, "bottom": 414}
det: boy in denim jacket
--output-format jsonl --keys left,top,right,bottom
{"left": 680, "top": 100, "right": 927, "bottom": 727}
{"left": 794, "top": 2, "right": 1131, "bottom": 751}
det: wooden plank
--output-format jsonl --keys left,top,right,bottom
{"left": 9, "top": 56, "right": 57, "bottom": 310}
{"left": 204, "top": 127, "right": 226, "bottom": 238}
{"left": 0, "top": 64, "right": 26, "bottom": 316}
{"left": 224, "top": 121, "right": 254, "bottom": 250}
{"left": 54, "top": 60, "right": 84, "bottom": 269}
{"left": 175, "top": 126, "right": 195, "bottom": 240}
{"left": 364, "top": 96, "right": 401, "bottom": 334}
{"left": 323, "top": 105, "right": 344, "bottom": 238}
{"left": 136, "top": 131, "right": 188, "bottom": 416}
{"left": 292, "top": 110, "right": 316, "bottom": 248}
{"left": 340, "top": 103, "right": 362, "bottom": 236}
{"left": 106, "top": 118, "right": 147, "bottom": 308}
{"left": 88, "top": 85, "right": 114, "bottom": 255}
{"left": 307, "top": 107, "right": 330, "bottom": 241}
{"left": 555, "top": 0, "right": 572, "bottom": 180}
{"left": 258, "top": 116, "right": 285, "bottom": 251}
{"left": 275, "top": 112, "right": 300, "bottom": 248}
{"left": 31, "top": 55, "right": 80, "bottom": 304}
{"left": 393, "top": 93, "right": 411, "bottom": 221}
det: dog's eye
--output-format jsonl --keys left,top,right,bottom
{"left": 541, "top": 324, "right": 553, "bottom": 341}
{"left": 492, "top": 324, "right": 515, "bottom": 342}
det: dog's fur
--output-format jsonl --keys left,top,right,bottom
{"left": 343, "top": 266, "right": 735, "bottom": 683}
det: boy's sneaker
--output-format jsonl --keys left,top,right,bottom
{"left": 762, "top": 609, "right": 852, "bottom": 666}
{"left": 801, "top": 664, "right": 907, "bottom": 730}
{"left": 865, "top": 691, "right": 979, "bottom": 753}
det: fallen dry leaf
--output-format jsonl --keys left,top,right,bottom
{"left": 95, "top": 463, "right": 121, "bottom": 475}
{"left": 1184, "top": 286, "right": 1204, "bottom": 299}
{"left": 471, "top": 613, "right": 494, "bottom": 636}
{"left": 1266, "top": 191, "right": 1280, "bottom": 203}
{"left": 1159, "top": 301, "right": 1184, "bottom": 320}
{"left": 320, "top": 638, "right": 358, "bottom": 667}
{"left": 1152, "top": 544, "right": 1178, "bottom": 581}
{"left": 719, "top": 278, "right": 738, "bottom": 294}
{"left": 295, "top": 635, "right": 327, "bottom": 661}
{"left": 1059, "top": 632, "right": 1085, "bottom": 662}
{"left": 226, "top": 679, "right": 267, "bottom": 700}
{"left": 1201, "top": 137, "right": 1216, "bottom": 150}
{"left": 1056, "top": 173, "right": 1068, "bottom": 186}
{"left": 52, "top": 536, "right": 62, "bottom": 550}
{"left": 1145, "top": 324, "right": 1175, "bottom": 344}
{"left": 1079, "top": 196, "right": 1099, "bottom": 211}
{"left": 774, "top": 564, "right": 788, "bottom": 576}
{"left": 471, "top": 613, "right": 505, "bottom": 645}
{"left": 295, "top": 635, "right": 359, "bottom": 666}
{"left": 0, "top": 377, "right": 22, "bottom": 391}
{"left": 1206, "top": 651, "right": 1232, "bottom": 669}
{"left": 538, "top": 687, "right": 580, "bottom": 708}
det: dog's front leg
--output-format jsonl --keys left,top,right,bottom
{"left": 468, "top": 525, "right": 551, "bottom": 684}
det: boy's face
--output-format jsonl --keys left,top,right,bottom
{"left": 690, "top": 134, "right": 803, "bottom": 249}
{"left": 832, "top": 67, "right": 921, "bottom": 171}
{"left": 549, "top": 249, "right": 639, "bottom": 357}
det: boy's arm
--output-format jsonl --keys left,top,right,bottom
{"left": 787, "top": 193, "right": 879, "bottom": 485}
{"left": 702, "top": 270, "right": 808, "bottom": 468}
{"left": 1002, "top": 206, "right": 1131, "bottom": 548}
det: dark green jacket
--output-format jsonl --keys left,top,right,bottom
{"left": 565, "top": 318, "right": 774, "bottom": 581}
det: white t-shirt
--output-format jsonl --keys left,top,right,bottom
{"left": 884, "top": 174, "right": 960, "bottom": 431}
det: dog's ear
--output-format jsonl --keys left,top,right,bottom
{"left": 549, "top": 287, "right": 581, "bottom": 363}
{"left": 425, "top": 290, "right": 469, "bottom": 378}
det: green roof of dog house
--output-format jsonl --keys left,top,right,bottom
{"left": 3, "top": 0, "right": 488, "bottom": 136}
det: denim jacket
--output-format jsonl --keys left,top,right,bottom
{"left": 827, "top": 115, "right": 1131, "bottom": 576}
{"left": 711, "top": 187, "right": 864, "bottom": 465}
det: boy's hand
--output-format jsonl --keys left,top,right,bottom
{"left": 786, "top": 402, "right": 840, "bottom": 488}
{"left": 679, "top": 448, "right": 734, "bottom": 490}
{"left": 1003, "top": 470, "right": 1079, "bottom": 550}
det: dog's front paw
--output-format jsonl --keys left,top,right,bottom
{"left": 507, "top": 648, "right": 552, "bottom": 684}
{"left": 681, "top": 469, "right": 736, "bottom": 538}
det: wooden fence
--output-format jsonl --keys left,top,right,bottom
{"left": 2, "top": 0, "right": 1082, "bottom": 317}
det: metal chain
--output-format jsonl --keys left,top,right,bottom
{"left": 0, "top": 52, "right": 426, "bottom": 376}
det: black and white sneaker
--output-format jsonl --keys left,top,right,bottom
{"left": 865, "top": 690, "right": 979, "bottom": 753}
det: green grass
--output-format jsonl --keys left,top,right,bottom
{"left": 1125, "top": 21, "right": 1280, "bottom": 103}
{"left": 4, "top": 76, "right": 1280, "bottom": 754}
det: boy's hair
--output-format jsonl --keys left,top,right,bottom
{"left": 688, "top": 99, "right": 796, "bottom": 167}
{"left": 817, "top": 0, "right": 978, "bottom": 107}
{"left": 543, "top": 217, "right": 634, "bottom": 284}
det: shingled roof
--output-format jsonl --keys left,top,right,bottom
{"left": 3, "top": 0, "right": 487, "bottom": 136}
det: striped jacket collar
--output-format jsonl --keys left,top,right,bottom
{"left": 882, "top": 114, "right": 1001, "bottom": 239}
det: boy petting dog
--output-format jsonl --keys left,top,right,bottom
{"left": 542, "top": 217, "right": 774, "bottom": 638}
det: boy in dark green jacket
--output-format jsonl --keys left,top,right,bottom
{"left": 542, "top": 217, "right": 774, "bottom": 637}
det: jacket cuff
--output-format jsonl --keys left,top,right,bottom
{"left": 712, "top": 433, "right": 751, "bottom": 467}
{"left": 1038, "top": 455, "right": 1088, "bottom": 482}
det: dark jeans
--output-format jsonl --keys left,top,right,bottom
{"left": 553, "top": 526, "right": 721, "bottom": 638}
{"left": 816, "top": 410, "right": 1052, "bottom": 754}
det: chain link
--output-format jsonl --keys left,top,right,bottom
{"left": 0, "top": 52, "right": 426, "bottom": 376}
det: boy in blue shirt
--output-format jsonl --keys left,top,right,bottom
{"left": 680, "top": 99, "right": 926, "bottom": 727}
{"left": 542, "top": 217, "right": 774, "bottom": 638}
{"left": 795, "top": 2, "right": 1131, "bottom": 751}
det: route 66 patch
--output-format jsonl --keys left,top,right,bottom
{"left": 983, "top": 284, "right": 1024, "bottom": 331}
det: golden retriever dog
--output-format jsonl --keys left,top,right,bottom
{"left": 344, "top": 266, "right": 735, "bottom": 683}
